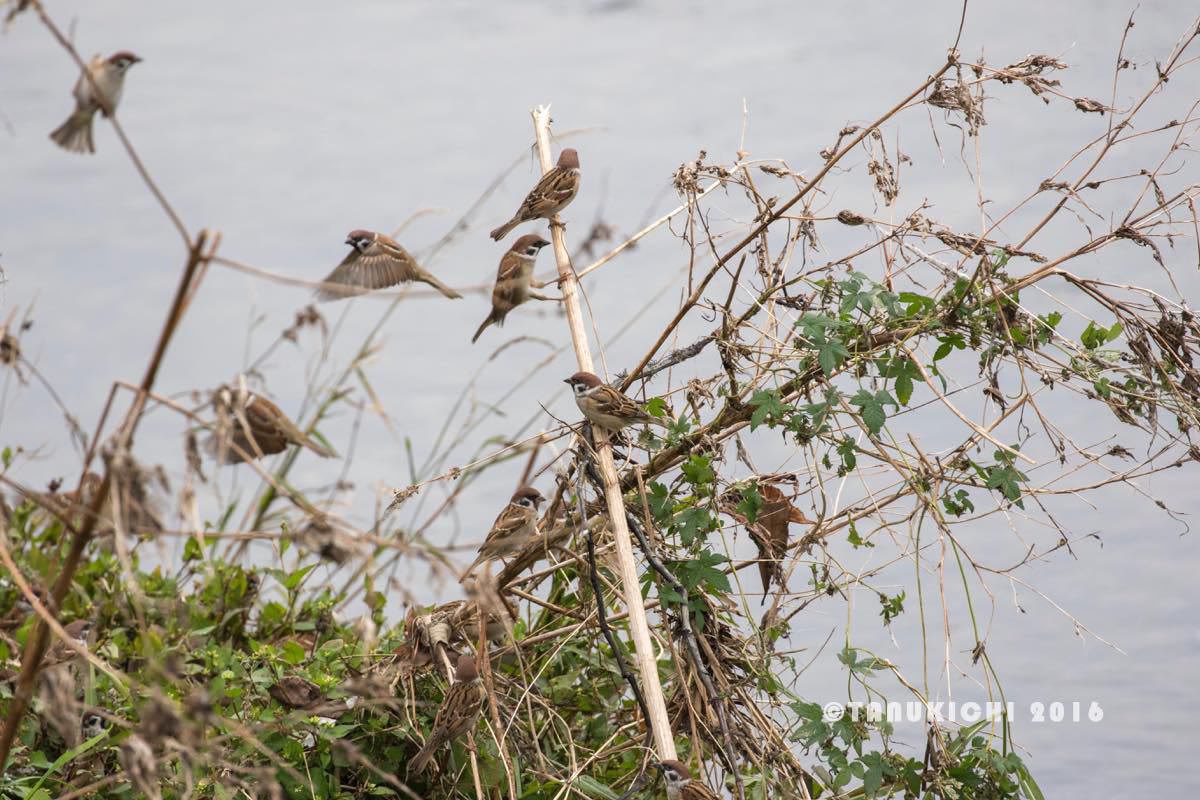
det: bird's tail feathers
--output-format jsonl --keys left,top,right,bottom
{"left": 489, "top": 218, "right": 519, "bottom": 241}
{"left": 49, "top": 110, "right": 95, "bottom": 154}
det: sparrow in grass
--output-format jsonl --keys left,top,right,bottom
{"left": 472, "top": 234, "right": 552, "bottom": 343}
{"left": 657, "top": 760, "right": 722, "bottom": 800}
{"left": 316, "top": 230, "right": 462, "bottom": 301}
{"left": 489, "top": 148, "right": 580, "bottom": 241}
{"left": 463, "top": 486, "right": 545, "bottom": 576}
{"left": 50, "top": 51, "right": 141, "bottom": 154}
{"left": 409, "top": 653, "right": 485, "bottom": 773}
{"left": 210, "top": 384, "right": 335, "bottom": 464}
{"left": 564, "top": 371, "right": 669, "bottom": 433}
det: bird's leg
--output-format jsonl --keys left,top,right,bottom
{"left": 528, "top": 290, "right": 560, "bottom": 302}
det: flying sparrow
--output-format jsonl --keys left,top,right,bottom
{"left": 409, "top": 652, "right": 485, "bottom": 773}
{"left": 317, "top": 230, "right": 461, "bottom": 301}
{"left": 210, "top": 384, "right": 335, "bottom": 464}
{"left": 472, "top": 234, "right": 553, "bottom": 343}
{"left": 657, "top": 760, "right": 722, "bottom": 800}
{"left": 463, "top": 486, "right": 545, "bottom": 576}
{"left": 49, "top": 51, "right": 141, "bottom": 154}
{"left": 43, "top": 619, "right": 93, "bottom": 668}
{"left": 564, "top": 371, "right": 669, "bottom": 434}
{"left": 489, "top": 148, "right": 581, "bottom": 241}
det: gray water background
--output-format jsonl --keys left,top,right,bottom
{"left": 2, "top": 1, "right": 1199, "bottom": 796}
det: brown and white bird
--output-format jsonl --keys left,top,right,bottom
{"left": 463, "top": 486, "right": 545, "bottom": 576}
{"left": 43, "top": 619, "right": 93, "bottom": 668}
{"left": 489, "top": 148, "right": 581, "bottom": 241}
{"left": 317, "top": 230, "right": 462, "bottom": 301}
{"left": 409, "top": 653, "right": 485, "bottom": 773}
{"left": 210, "top": 384, "right": 335, "bottom": 464}
{"left": 564, "top": 371, "right": 669, "bottom": 433}
{"left": 472, "top": 234, "right": 553, "bottom": 343}
{"left": 49, "top": 51, "right": 141, "bottom": 154}
{"left": 658, "top": 760, "right": 722, "bottom": 800}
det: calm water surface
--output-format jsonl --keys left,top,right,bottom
{"left": 2, "top": 1, "right": 1198, "bottom": 795}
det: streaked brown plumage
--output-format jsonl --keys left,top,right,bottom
{"left": 472, "top": 234, "right": 552, "bottom": 342}
{"left": 43, "top": 619, "right": 93, "bottom": 668}
{"left": 50, "top": 51, "right": 141, "bottom": 154}
{"left": 463, "top": 486, "right": 545, "bottom": 576}
{"left": 268, "top": 676, "right": 325, "bottom": 710}
{"left": 658, "top": 760, "right": 722, "bottom": 800}
{"left": 564, "top": 371, "right": 668, "bottom": 433}
{"left": 409, "top": 653, "right": 485, "bottom": 772}
{"left": 210, "top": 384, "right": 335, "bottom": 463}
{"left": 317, "top": 230, "right": 462, "bottom": 301}
{"left": 489, "top": 149, "right": 581, "bottom": 241}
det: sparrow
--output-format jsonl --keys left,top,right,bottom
{"left": 564, "top": 371, "right": 669, "bottom": 433}
{"left": 472, "top": 234, "right": 553, "bottom": 343}
{"left": 317, "top": 230, "right": 462, "bottom": 301}
{"left": 657, "top": 760, "right": 722, "bottom": 800}
{"left": 268, "top": 676, "right": 325, "bottom": 711}
{"left": 49, "top": 51, "right": 141, "bottom": 154}
{"left": 489, "top": 148, "right": 581, "bottom": 241}
{"left": 43, "top": 619, "right": 93, "bottom": 668}
{"left": 210, "top": 383, "right": 335, "bottom": 464}
{"left": 463, "top": 486, "right": 545, "bottom": 576}
{"left": 409, "top": 653, "right": 485, "bottom": 773}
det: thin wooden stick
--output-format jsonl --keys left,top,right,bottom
{"left": 530, "top": 105, "right": 677, "bottom": 760}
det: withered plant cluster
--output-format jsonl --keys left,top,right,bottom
{"left": 1, "top": 3, "right": 1199, "bottom": 800}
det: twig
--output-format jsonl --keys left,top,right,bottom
{"left": 0, "top": 232, "right": 213, "bottom": 769}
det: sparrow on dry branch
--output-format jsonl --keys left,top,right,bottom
{"left": 489, "top": 148, "right": 581, "bottom": 241}
{"left": 317, "top": 230, "right": 462, "bottom": 301}
{"left": 409, "top": 653, "right": 485, "bottom": 772}
{"left": 50, "top": 51, "right": 141, "bottom": 154}
{"left": 43, "top": 619, "right": 93, "bottom": 669}
{"left": 210, "top": 384, "right": 335, "bottom": 464}
{"left": 658, "top": 760, "right": 722, "bottom": 800}
{"left": 565, "top": 371, "right": 669, "bottom": 434}
{"left": 472, "top": 234, "right": 553, "bottom": 342}
{"left": 462, "top": 486, "right": 545, "bottom": 577}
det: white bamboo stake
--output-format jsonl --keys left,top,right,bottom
{"left": 529, "top": 105, "right": 677, "bottom": 761}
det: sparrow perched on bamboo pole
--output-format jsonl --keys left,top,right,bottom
{"left": 657, "top": 760, "right": 722, "bottom": 800}
{"left": 317, "top": 230, "right": 462, "bottom": 301}
{"left": 462, "top": 486, "right": 545, "bottom": 576}
{"left": 210, "top": 384, "right": 335, "bottom": 464}
{"left": 489, "top": 148, "right": 581, "bottom": 241}
{"left": 49, "top": 51, "right": 141, "bottom": 154}
{"left": 564, "top": 371, "right": 669, "bottom": 433}
{"left": 409, "top": 653, "right": 485, "bottom": 773}
{"left": 472, "top": 234, "right": 553, "bottom": 343}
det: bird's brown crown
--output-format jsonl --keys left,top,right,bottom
{"left": 512, "top": 486, "right": 545, "bottom": 506}
{"left": 510, "top": 233, "right": 551, "bottom": 253}
{"left": 557, "top": 148, "right": 580, "bottom": 169}
{"left": 566, "top": 371, "right": 602, "bottom": 389}
{"left": 454, "top": 653, "right": 480, "bottom": 682}
{"left": 659, "top": 759, "right": 692, "bottom": 779}
{"left": 107, "top": 51, "right": 142, "bottom": 65}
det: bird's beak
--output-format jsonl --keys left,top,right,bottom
{"left": 562, "top": 378, "right": 572, "bottom": 385}
{"left": 344, "top": 238, "right": 354, "bottom": 246}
